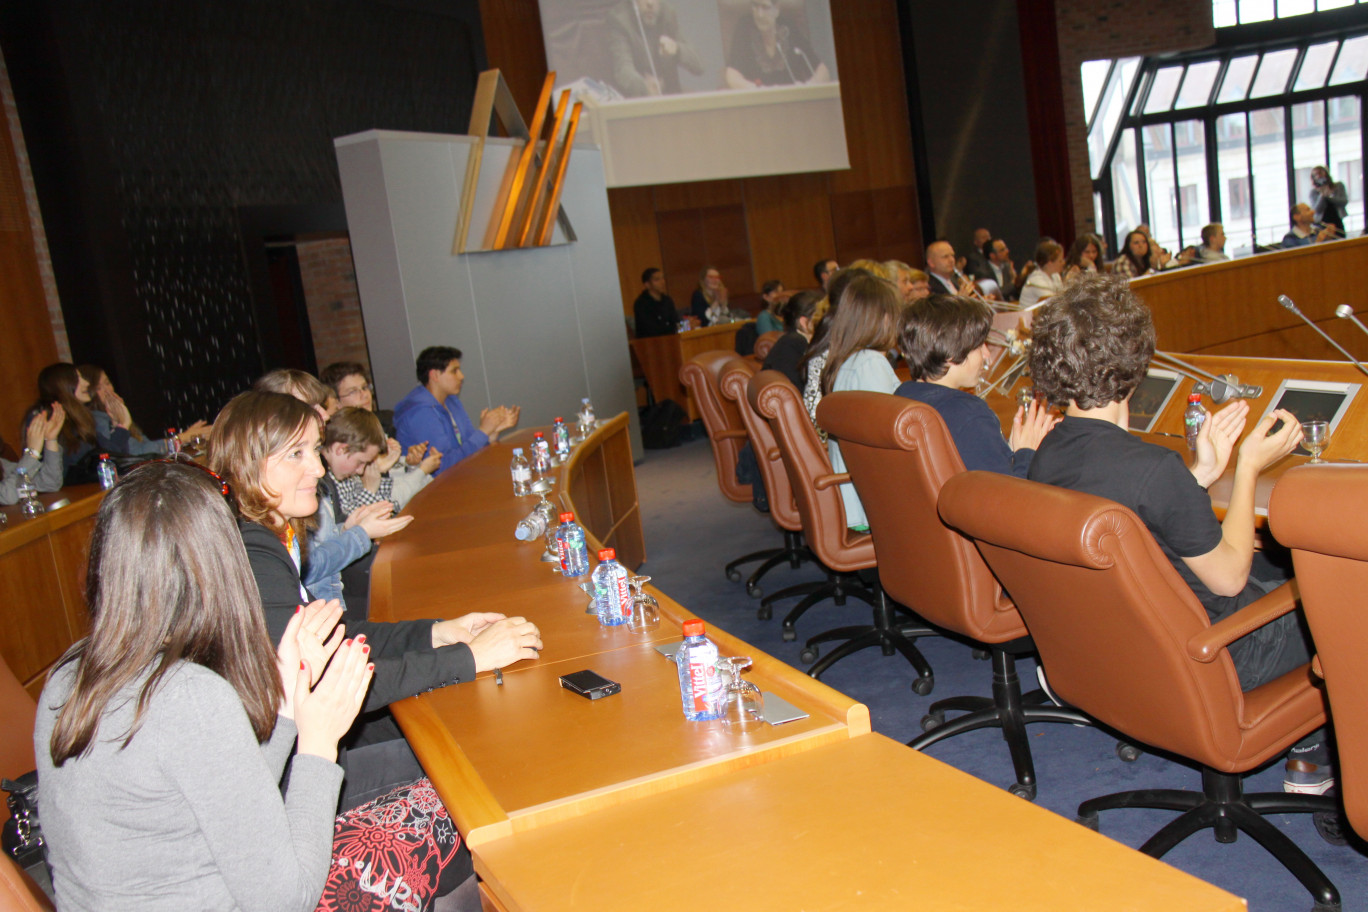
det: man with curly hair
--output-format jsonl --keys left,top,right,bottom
{"left": 1027, "top": 274, "right": 1331, "bottom": 796}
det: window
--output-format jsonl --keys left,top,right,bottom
{"left": 1214, "top": 0, "right": 1368, "bottom": 27}
{"left": 1229, "top": 176, "right": 1253, "bottom": 219}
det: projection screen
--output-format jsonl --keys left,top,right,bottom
{"left": 537, "top": 0, "right": 848, "bottom": 187}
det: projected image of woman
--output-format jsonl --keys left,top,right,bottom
{"left": 724, "top": 0, "right": 830, "bottom": 89}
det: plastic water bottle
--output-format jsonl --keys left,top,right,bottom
{"left": 676, "top": 619, "right": 723, "bottom": 721}
{"left": 577, "top": 398, "right": 596, "bottom": 438}
{"left": 510, "top": 447, "right": 531, "bottom": 495}
{"left": 1183, "top": 393, "right": 1206, "bottom": 451}
{"left": 514, "top": 501, "right": 555, "bottom": 541}
{"left": 531, "top": 432, "right": 552, "bottom": 478}
{"left": 552, "top": 417, "right": 571, "bottom": 459}
{"left": 96, "top": 453, "right": 118, "bottom": 490}
{"left": 555, "top": 512, "right": 590, "bottom": 577}
{"left": 15, "top": 468, "right": 42, "bottom": 518}
{"left": 164, "top": 429, "right": 181, "bottom": 457}
{"left": 591, "top": 548, "right": 630, "bottom": 626}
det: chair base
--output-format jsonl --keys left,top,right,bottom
{"left": 801, "top": 584, "right": 936, "bottom": 694}
{"left": 906, "top": 649, "right": 1092, "bottom": 800}
{"left": 724, "top": 530, "right": 812, "bottom": 598}
{"left": 1078, "top": 767, "right": 1340, "bottom": 911}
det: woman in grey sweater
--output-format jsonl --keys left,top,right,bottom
{"left": 34, "top": 461, "right": 374, "bottom": 911}
{"left": 0, "top": 402, "right": 65, "bottom": 504}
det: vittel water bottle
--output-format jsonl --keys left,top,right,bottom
{"left": 1183, "top": 393, "right": 1206, "bottom": 451}
{"left": 591, "top": 548, "right": 630, "bottom": 626}
{"left": 15, "top": 468, "right": 42, "bottom": 518}
{"left": 164, "top": 429, "right": 181, "bottom": 457}
{"left": 552, "top": 417, "right": 571, "bottom": 459}
{"left": 531, "top": 432, "right": 552, "bottom": 478}
{"left": 96, "top": 453, "right": 118, "bottom": 490}
{"left": 514, "top": 500, "right": 555, "bottom": 541}
{"left": 510, "top": 447, "right": 531, "bottom": 495}
{"left": 676, "top": 619, "right": 723, "bottom": 721}
{"left": 555, "top": 512, "right": 590, "bottom": 577}
{"left": 577, "top": 398, "right": 596, "bottom": 438}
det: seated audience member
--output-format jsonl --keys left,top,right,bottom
{"left": 762, "top": 289, "right": 819, "bottom": 387}
{"left": 1, "top": 403, "right": 65, "bottom": 503}
{"left": 319, "top": 360, "right": 393, "bottom": 433}
{"left": 1134, "top": 223, "right": 1188, "bottom": 269}
{"left": 755, "top": 279, "right": 787, "bottom": 333}
{"left": 254, "top": 368, "right": 336, "bottom": 421}
{"left": 821, "top": 273, "right": 902, "bottom": 530}
{"left": 1283, "top": 202, "right": 1338, "bottom": 248}
{"left": 1027, "top": 275, "right": 1330, "bottom": 794}
{"left": 634, "top": 267, "right": 686, "bottom": 337}
{"left": 905, "top": 268, "right": 931, "bottom": 303}
{"left": 925, "top": 240, "right": 978, "bottom": 297}
{"left": 1112, "top": 230, "right": 1157, "bottom": 278}
{"left": 885, "top": 261, "right": 918, "bottom": 306}
{"left": 1018, "top": 240, "right": 1065, "bottom": 307}
{"left": 209, "top": 390, "right": 543, "bottom": 808}
{"left": 1062, "top": 234, "right": 1101, "bottom": 284}
{"left": 36, "top": 460, "right": 376, "bottom": 911}
{"left": 895, "top": 294, "right": 1056, "bottom": 477}
{"left": 37, "top": 363, "right": 139, "bottom": 480}
{"left": 799, "top": 266, "right": 870, "bottom": 432}
{"left": 973, "top": 237, "right": 1019, "bottom": 301}
{"left": 77, "top": 364, "right": 211, "bottom": 454}
{"left": 1196, "top": 223, "right": 1230, "bottom": 263}
{"left": 813, "top": 257, "right": 838, "bottom": 292}
{"left": 393, "top": 346, "right": 519, "bottom": 476}
{"left": 963, "top": 227, "right": 993, "bottom": 278}
{"left": 692, "top": 266, "right": 732, "bottom": 326}
{"left": 724, "top": 0, "right": 829, "bottom": 89}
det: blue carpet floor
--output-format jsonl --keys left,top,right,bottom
{"left": 633, "top": 433, "right": 1367, "bottom": 911}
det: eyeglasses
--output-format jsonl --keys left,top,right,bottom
{"left": 337, "top": 383, "right": 373, "bottom": 401}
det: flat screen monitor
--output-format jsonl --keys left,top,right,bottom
{"left": 1127, "top": 368, "right": 1183, "bottom": 433}
{"left": 1258, "top": 378, "right": 1359, "bottom": 456}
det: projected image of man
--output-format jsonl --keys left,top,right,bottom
{"left": 607, "top": 0, "right": 703, "bottom": 97}
{"left": 724, "top": 0, "right": 830, "bottom": 89}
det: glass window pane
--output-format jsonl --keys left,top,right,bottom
{"left": 1250, "top": 107, "right": 1289, "bottom": 247}
{"left": 1218, "top": 55, "right": 1259, "bottom": 103}
{"left": 1331, "top": 96, "right": 1362, "bottom": 234}
{"left": 1239, "top": 0, "right": 1275, "bottom": 22}
{"left": 1295, "top": 42, "right": 1338, "bottom": 90}
{"left": 1112, "top": 128, "right": 1144, "bottom": 242}
{"left": 1217, "top": 113, "right": 1253, "bottom": 255}
{"left": 1250, "top": 49, "right": 1298, "bottom": 98}
{"left": 1174, "top": 120, "right": 1209, "bottom": 250}
{"left": 1319, "top": 0, "right": 1354, "bottom": 9}
{"left": 1176, "top": 61, "right": 1220, "bottom": 109}
{"left": 1081, "top": 59, "right": 1111, "bottom": 126}
{"left": 1213, "top": 0, "right": 1239, "bottom": 26}
{"left": 1144, "top": 66, "right": 1184, "bottom": 114}
{"left": 1142, "top": 125, "right": 1178, "bottom": 252}
{"left": 1329, "top": 35, "right": 1368, "bottom": 85}
{"left": 1088, "top": 57, "right": 1141, "bottom": 180}
{"left": 1280, "top": 0, "right": 1316, "bottom": 15}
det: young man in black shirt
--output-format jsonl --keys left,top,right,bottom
{"left": 1027, "top": 274, "right": 1331, "bottom": 795}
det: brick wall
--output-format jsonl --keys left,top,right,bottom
{"left": 296, "top": 237, "right": 370, "bottom": 377}
{"left": 1055, "top": 1, "right": 1215, "bottom": 237}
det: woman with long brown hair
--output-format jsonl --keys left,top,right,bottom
{"left": 76, "top": 363, "right": 212, "bottom": 455}
{"left": 35, "top": 460, "right": 373, "bottom": 910}
{"left": 36, "top": 362, "right": 135, "bottom": 481}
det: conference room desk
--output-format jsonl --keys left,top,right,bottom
{"left": 373, "top": 414, "right": 1245, "bottom": 912}
{"left": 631, "top": 321, "right": 746, "bottom": 421}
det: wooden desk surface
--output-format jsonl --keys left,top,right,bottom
{"left": 473, "top": 733, "right": 1246, "bottom": 912}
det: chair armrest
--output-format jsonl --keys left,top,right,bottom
{"left": 813, "top": 472, "right": 851, "bottom": 491}
{"left": 1185, "top": 580, "right": 1299, "bottom": 663}
{"left": 765, "top": 447, "right": 780, "bottom": 461}
{"left": 1312, "top": 654, "right": 1323, "bottom": 679}
{"left": 714, "top": 429, "right": 748, "bottom": 440}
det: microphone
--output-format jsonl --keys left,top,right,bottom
{"left": 1279, "top": 295, "right": 1368, "bottom": 377}
{"left": 1204, "top": 375, "right": 1262, "bottom": 403}
{"left": 1335, "top": 303, "right": 1368, "bottom": 341}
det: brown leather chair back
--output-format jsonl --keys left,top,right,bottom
{"left": 680, "top": 350, "right": 751, "bottom": 504}
{"left": 0, "top": 855, "right": 50, "bottom": 912}
{"left": 818, "top": 393, "right": 1024, "bottom": 642}
{"left": 753, "top": 331, "right": 783, "bottom": 360}
{"left": 1269, "top": 463, "right": 1368, "bottom": 836}
{"left": 720, "top": 359, "right": 801, "bottom": 534}
{"left": 939, "top": 471, "right": 1322, "bottom": 772}
{"left": 748, "top": 371, "right": 873, "bottom": 572}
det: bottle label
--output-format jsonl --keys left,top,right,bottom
{"left": 686, "top": 643, "right": 720, "bottom": 715}
{"left": 512, "top": 466, "right": 531, "bottom": 482}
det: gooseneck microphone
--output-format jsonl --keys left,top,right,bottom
{"left": 1150, "top": 351, "right": 1261, "bottom": 402}
{"left": 1335, "top": 304, "right": 1368, "bottom": 341}
{"left": 1279, "top": 295, "right": 1368, "bottom": 377}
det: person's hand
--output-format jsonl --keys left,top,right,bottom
{"left": 375, "top": 437, "right": 402, "bottom": 474}
{"left": 686, "top": 315, "right": 702, "bottom": 329}
{"left": 1154, "top": 247, "right": 1172, "bottom": 268}
{"left": 419, "top": 445, "right": 442, "bottom": 475}
{"left": 466, "top": 617, "right": 544, "bottom": 672}
{"left": 645, "top": 75, "right": 662, "bottom": 96}
{"left": 405, "top": 441, "right": 428, "bottom": 467}
{"left": 955, "top": 275, "right": 977, "bottom": 296}
{"left": 1236, "top": 408, "right": 1304, "bottom": 475}
{"left": 1176, "top": 247, "right": 1196, "bottom": 266}
{"left": 361, "top": 460, "right": 382, "bottom": 493}
{"left": 478, "top": 407, "right": 506, "bottom": 436}
{"left": 276, "top": 601, "right": 346, "bottom": 719}
{"left": 43, "top": 403, "right": 66, "bottom": 442}
{"left": 658, "top": 34, "right": 677, "bottom": 58}
{"left": 717, "top": 283, "right": 729, "bottom": 306}
{"left": 294, "top": 638, "right": 373, "bottom": 762}
{"left": 344, "top": 500, "right": 391, "bottom": 531}
{"left": 24, "top": 411, "right": 45, "bottom": 455}
{"left": 431, "top": 612, "right": 507, "bottom": 647}
{"left": 176, "top": 420, "right": 212, "bottom": 445}
{"left": 105, "top": 392, "right": 133, "bottom": 429}
{"left": 1190, "top": 400, "right": 1247, "bottom": 488}
{"left": 1317, "top": 224, "right": 1340, "bottom": 243}
{"left": 1008, "top": 399, "right": 1059, "bottom": 453}
{"left": 496, "top": 406, "right": 520, "bottom": 433}
{"left": 356, "top": 501, "right": 414, "bottom": 540}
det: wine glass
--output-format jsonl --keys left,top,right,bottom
{"left": 716, "top": 656, "right": 765, "bottom": 731}
{"left": 1016, "top": 385, "right": 1035, "bottom": 409}
{"left": 1301, "top": 420, "right": 1329, "bottom": 464}
{"left": 625, "top": 575, "right": 660, "bottom": 632}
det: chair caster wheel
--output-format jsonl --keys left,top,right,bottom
{"left": 920, "top": 710, "right": 944, "bottom": 732}
{"left": 781, "top": 627, "right": 797, "bottom": 642}
{"left": 746, "top": 583, "right": 763, "bottom": 598}
{"left": 800, "top": 645, "right": 818, "bottom": 664}
{"left": 726, "top": 568, "right": 742, "bottom": 582}
{"left": 1008, "top": 782, "right": 1036, "bottom": 801}
{"left": 971, "top": 649, "right": 990, "bottom": 660}
{"left": 1116, "top": 742, "right": 1142, "bottom": 762}
{"left": 1075, "top": 814, "right": 1099, "bottom": 831}
{"left": 1314, "top": 809, "right": 1348, "bottom": 846}
{"left": 756, "top": 606, "right": 772, "bottom": 621}
{"left": 911, "top": 675, "right": 934, "bottom": 696}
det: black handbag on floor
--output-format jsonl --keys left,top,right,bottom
{"left": 3, "top": 771, "right": 53, "bottom": 900}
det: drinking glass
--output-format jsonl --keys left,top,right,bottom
{"left": 625, "top": 575, "right": 660, "bottom": 631}
{"left": 716, "top": 656, "right": 765, "bottom": 731}
{"left": 1301, "top": 420, "right": 1329, "bottom": 464}
{"left": 1016, "top": 385, "right": 1035, "bottom": 409}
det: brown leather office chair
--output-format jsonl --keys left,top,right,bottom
{"left": 819, "top": 392, "right": 1089, "bottom": 798}
{"left": 718, "top": 358, "right": 811, "bottom": 598}
{"left": 1270, "top": 463, "right": 1368, "bottom": 841}
{"left": 680, "top": 351, "right": 798, "bottom": 588}
{"left": 0, "top": 657, "right": 53, "bottom": 912}
{"left": 939, "top": 471, "right": 1338, "bottom": 911}
{"left": 748, "top": 371, "right": 935, "bottom": 691}
{"left": 752, "top": 331, "right": 782, "bottom": 361}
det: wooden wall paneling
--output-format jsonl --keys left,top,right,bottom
{"left": 0, "top": 536, "right": 71, "bottom": 686}
{"left": 870, "top": 184, "right": 922, "bottom": 265}
{"left": 608, "top": 186, "right": 663, "bottom": 312}
{"left": 476, "top": 0, "right": 549, "bottom": 119}
{"left": 698, "top": 204, "right": 752, "bottom": 294}
{"left": 827, "top": 0, "right": 915, "bottom": 195}
{"left": 653, "top": 180, "right": 743, "bottom": 212}
{"left": 829, "top": 189, "right": 879, "bottom": 267}
{"left": 742, "top": 173, "right": 838, "bottom": 293}
{"left": 49, "top": 514, "right": 95, "bottom": 645}
{"left": 655, "top": 208, "right": 707, "bottom": 303}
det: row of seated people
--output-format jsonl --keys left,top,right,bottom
{"left": 22, "top": 347, "right": 537, "bottom": 910}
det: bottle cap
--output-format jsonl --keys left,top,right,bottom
{"left": 598, "top": 548, "right": 615, "bottom": 561}
{"left": 682, "top": 619, "right": 705, "bottom": 637}
{"left": 555, "top": 417, "right": 564, "bottom": 422}
{"left": 512, "top": 447, "right": 523, "bottom": 455}
{"left": 100, "top": 453, "right": 109, "bottom": 459}
{"left": 1188, "top": 393, "right": 1202, "bottom": 402}
{"left": 559, "top": 511, "right": 574, "bottom": 523}
{"left": 534, "top": 431, "right": 544, "bottom": 437}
